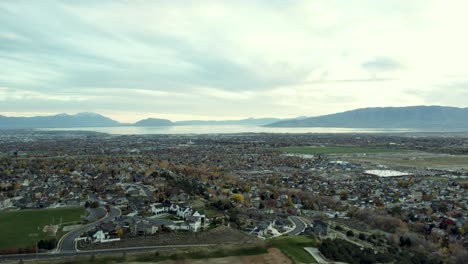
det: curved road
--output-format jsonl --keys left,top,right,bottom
{"left": 85, "top": 207, "right": 107, "bottom": 222}
{"left": 59, "top": 184, "right": 152, "bottom": 253}
{"left": 287, "top": 216, "right": 308, "bottom": 235}
{"left": 57, "top": 206, "right": 121, "bottom": 253}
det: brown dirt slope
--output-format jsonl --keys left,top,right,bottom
{"left": 129, "top": 248, "right": 292, "bottom": 264}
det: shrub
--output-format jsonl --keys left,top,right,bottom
{"left": 38, "top": 239, "right": 57, "bottom": 250}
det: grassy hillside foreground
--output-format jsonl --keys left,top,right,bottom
{"left": 269, "top": 236, "right": 318, "bottom": 263}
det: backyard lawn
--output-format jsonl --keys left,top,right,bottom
{"left": 0, "top": 207, "right": 84, "bottom": 249}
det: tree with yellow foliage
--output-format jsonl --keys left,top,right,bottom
{"left": 159, "top": 160, "right": 169, "bottom": 169}
{"left": 116, "top": 228, "right": 123, "bottom": 237}
{"left": 230, "top": 193, "right": 244, "bottom": 203}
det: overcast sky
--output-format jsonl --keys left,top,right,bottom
{"left": 1, "top": 0, "right": 468, "bottom": 122}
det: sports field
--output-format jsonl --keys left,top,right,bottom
{"left": 0, "top": 207, "right": 84, "bottom": 249}
{"left": 279, "top": 146, "right": 409, "bottom": 155}
{"left": 350, "top": 154, "right": 468, "bottom": 169}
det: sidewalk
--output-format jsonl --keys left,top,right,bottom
{"left": 304, "top": 247, "right": 348, "bottom": 264}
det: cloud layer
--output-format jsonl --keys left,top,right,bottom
{"left": 1, "top": 0, "right": 468, "bottom": 122}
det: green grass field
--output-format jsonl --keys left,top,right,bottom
{"left": 356, "top": 156, "right": 468, "bottom": 166}
{"left": 280, "top": 146, "right": 409, "bottom": 155}
{"left": 350, "top": 155, "right": 468, "bottom": 169}
{"left": 0, "top": 207, "right": 84, "bottom": 249}
{"left": 270, "top": 236, "right": 318, "bottom": 263}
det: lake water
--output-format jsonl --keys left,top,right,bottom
{"left": 39, "top": 126, "right": 416, "bottom": 135}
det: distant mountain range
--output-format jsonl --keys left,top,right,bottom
{"left": 0, "top": 113, "right": 280, "bottom": 129}
{"left": 0, "top": 112, "right": 120, "bottom": 129}
{"left": 266, "top": 106, "right": 468, "bottom": 129}
{"left": 134, "top": 118, "right": 174, "bottom": 126}
{"left": 1, "top": 106, "right": 467, "bottom": 129}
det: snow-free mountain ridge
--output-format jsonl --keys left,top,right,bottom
{"left": 1, "top": 106, "right": 467, "bottom": 130}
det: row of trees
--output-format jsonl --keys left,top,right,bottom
{"left": 84, "top": 201, "right": 100, "bottom": 208}
{"left": 319, "top": 238, "right": 393, "bottom": 264}
{"left": 351, "top": 208, "right": 405, "bottom": 233}
{"left": 319, "top": 238, "right": 443, "bottom": 264}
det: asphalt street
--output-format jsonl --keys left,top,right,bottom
{"left": 287, "top": 216, "right": 308, "bottom": 235}
{"left": 57, "top": 206, "right": 121, "bottom": 253}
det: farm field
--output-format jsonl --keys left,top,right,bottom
{"left": 279, "top": 146, "right": 410, "bottom": 155}
{"left": 269, "top": 235, "right": 318, "bottom": 263}
{"left": 0, "top": 207, "right": 84, "bottom": 250}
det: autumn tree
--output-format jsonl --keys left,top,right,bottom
{"left": 230, "top": 194, "right": 244, "bottom": 203}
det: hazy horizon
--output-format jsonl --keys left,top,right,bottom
{"left": 1, "top": 1, "right": 468, "bottom": 122}
{"left": 0, "top": 104, "right": 467, "bottom": 123}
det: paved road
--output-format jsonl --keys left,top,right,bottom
{"left": 304, "top": 247, "right": 348, "bottom": 264}
{"left": 57, "top": 206, "right": 121, "bottom": 253}
{"left": 85, "top": 207, "right": 107, "bottom": 222}
{"left": 287, "top": 216, "right": 307, "bottom": 235}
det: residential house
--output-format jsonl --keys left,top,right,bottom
{"left": 310, "top": 220, "right": 328, "bottom": 236}
{"left": 151, "top": 203, "right": 170, "bottom": 215}
{"left": 132, "top": 220, "right": 159, "bottom": 236}
{"left": 186, "top": 216, "right": 201, "bottom": 231}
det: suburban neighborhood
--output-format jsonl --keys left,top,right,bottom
{"left": 0, "top": 131, "right": 467, "bottom": 263}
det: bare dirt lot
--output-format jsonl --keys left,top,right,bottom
{"left": 128, "top": 248, "right": 292, "bottom": 264}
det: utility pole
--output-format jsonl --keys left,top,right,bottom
{"left": 28, "top": 232, "right": 38, "bottom": 262}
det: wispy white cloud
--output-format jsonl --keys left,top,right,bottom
{"left": 1, "top": 0, "right": 468, "bottom": 121}
{"left": 195, "top": 87, "right": 255, "bottom": 100}
{"left": 0, "top": 87, "right": 91, "bottom": 101}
